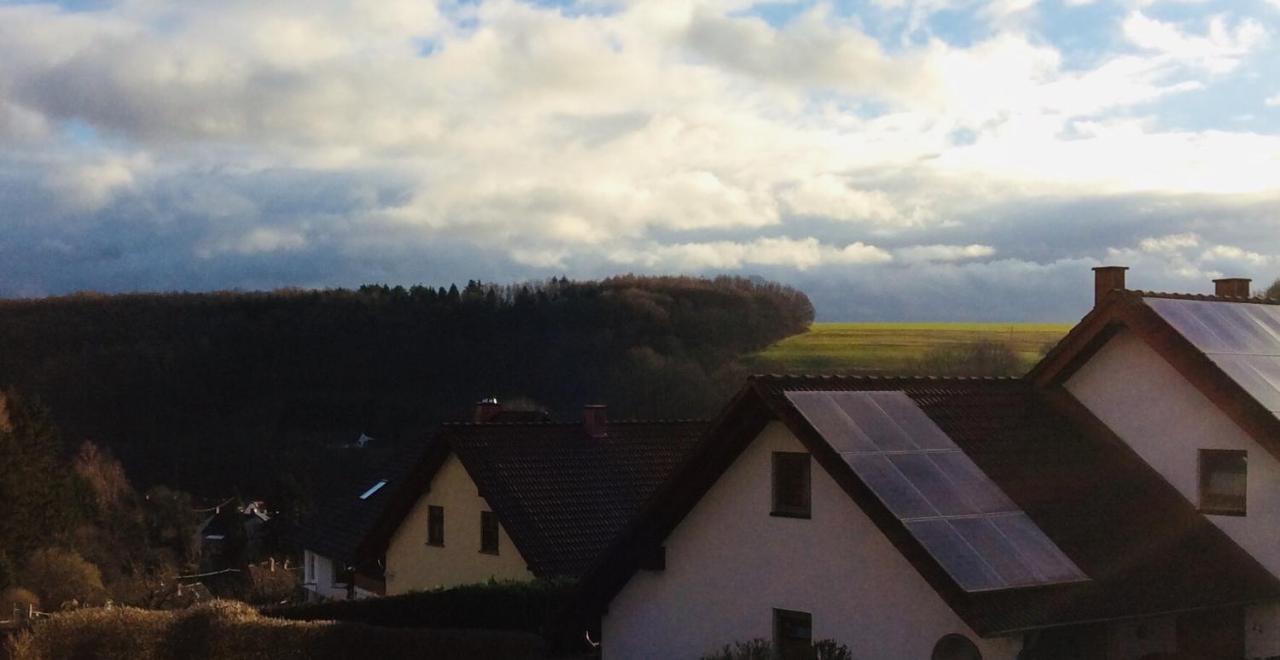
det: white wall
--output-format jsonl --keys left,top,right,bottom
{"left": 602, "top": 422, "right": 1022, "bottom": 660}
{"left": 302, "top": 549, "right": 349, "bottom": 600}
{"left": 1065, "top": 329, "right": 1280, "bottom": 579}
{"left": 1066, "top": 329, "right": 1280, "bottom": 659}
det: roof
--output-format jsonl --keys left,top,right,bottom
{"left": 575, "top": 375, "right": 1280, "bottom": 636}
{"left": 295, "top": 440, "right": 434, "bottom": 566}
{"left": 1030, "top": 289, "right": 1280, "bottom": 462}
{"left": 359, "top": 419, "right": 707, "bottom": 579}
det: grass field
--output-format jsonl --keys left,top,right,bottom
{"left": 744, "top": 322, "right": 1073, "bottom": 375}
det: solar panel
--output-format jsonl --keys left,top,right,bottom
{"left": 1147, "top": 298, "right": 1280, "bottom": 414}
{"left": 786, "top": 390, "right": 1088, "bottom": 592}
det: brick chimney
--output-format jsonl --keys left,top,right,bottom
{"left": 1213, "top": 278, "right": 1251, "bottom": 299}
{"left": 1093, "top": 266, "right": 1129, "bottom": 307}
{"left": 473, "top": 398, "right": 502, "bottom": 423}
{"left": 583, "top": 404, "right": 608, "bottom": 439}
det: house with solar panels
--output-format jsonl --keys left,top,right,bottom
{"left": 575, "top": 268, "right": 1280, "bottom": 660}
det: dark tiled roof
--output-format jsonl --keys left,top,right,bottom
{"left": 577, "top": 376, "right": 1280, "bottom": 636}
{"left": 295, "top": 441, "right": 433, "bottom": 566}
{"left": 446, "top": 420, "right": 706, "bottom": 578}
{"left": 348, "top": 419, "right": 707, "bottom": 580}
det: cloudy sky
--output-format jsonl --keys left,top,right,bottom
{"left": 1, "top": 0, "right": 1277, "bottom": 320}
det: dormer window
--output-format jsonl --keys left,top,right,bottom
{"left": 1199, "top": 449, "right": 1246, "bottom": 516}
{"left": 772, "top": 452, "right": 811, "bottom": 518}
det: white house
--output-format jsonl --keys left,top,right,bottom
{"left": 578, "top": 268, "right": 1280, "bottom": 660}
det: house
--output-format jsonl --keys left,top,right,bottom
{"left": 577, "top": 268, "right": 1280, "bottom": 659}
{"left": 296, "top": 441, "right": 434, "bottom": 601}
{"left": 298, "top": 401, "right": 704, "bottom": 599}
{"left": 361, "top": 404, "right": 706, "bottom": 594}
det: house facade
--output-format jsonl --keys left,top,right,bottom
{"left": 384, "top": 452, "right": 532, "bottom": 593}
{"left": 581, "top": 268, "right": 1280, "bottom": 660}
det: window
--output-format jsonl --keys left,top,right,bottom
{"left": 773, "top": 609, "right": 812, "bottom": 660}
{"left": 932, "top": 634, "right": 982, "bottom": 660}
{"left": 427, "top": 505, "right": 445, "bottom": 546}
{"left": 480, "top": 510, "right": 499, "bottom": 555}
{"left": 1199, "top": 450, "right": 1247, "bottom": 515}
{"left": 772, "top": 452, "right": 811, "bottom": 518}
{"left": 306, "top": 552, "right": 315, "bottom": 583}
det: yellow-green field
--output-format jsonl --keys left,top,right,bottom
{"left": 744, "top": 322, "right": 1073, "bottom": 375}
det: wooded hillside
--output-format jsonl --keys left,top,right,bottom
{"left": 0, "top": 276, "right": 812, "bottom": 510}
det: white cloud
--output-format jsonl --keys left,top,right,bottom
{"left": 1140, "top": 232, "right": 1200, "bottom": 253}
{"left": 895, "top": 244, "right": 996, "bottom": 263}
{"left": 1267, "top": 93, "right": 1280, "bottom": 107}
{"left": 607, "top": 237, "right": 892, "bottom": 271}
{"left": 0, "top": 0, "right": 1277, "bottom": 309}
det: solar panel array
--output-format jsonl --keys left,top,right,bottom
{"left": 785, "top": 390, "right": 1088, "bottom": 592}
{"left": 1146, "top": 298, "right": 1280, "bottom": 417}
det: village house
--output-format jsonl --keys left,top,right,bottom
{"left": 576, "top": 268, "right": 1280, "bottom": 660}
{"left": 297, "top": 402, "right": 704, "bottom": 599}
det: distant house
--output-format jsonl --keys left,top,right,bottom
{"left": 296, "top": 442, "right": 431, "bottom": 601}
{"left": 578, "top": 268, "right": 1280, "bottom": 659}
{"left": 298, "top": 401, "right": 704, "bottom": 599}
{"left": 367, "top": 404, "right": 705, "bottom": 594}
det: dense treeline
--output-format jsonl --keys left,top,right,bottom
{"left": 0, "top": 275, "right": 812, "bottom": 510}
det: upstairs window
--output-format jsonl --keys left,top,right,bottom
{"left": 772, "top": 452, "right": 811, "bottom": 518}
{"left": 480, "top": 510, "right": 499, "bottom": 555}
{"left": 1200, "top": 450, "right": 1247, "bottom": 516}
{"left": 773, "top": 609, "right": 812, "bottom": 660}
{"left": 427, "top": 505, "right": 445, "bottom": 546}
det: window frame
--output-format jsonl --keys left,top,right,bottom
{"left": 1198, "top": 449, "right": 1247, "bottom": 516}
{"left": 479, "top": 510, "right": 500, "bottom": 555}
{"left": 772, "top": 608, "right": 813, "bottom": 660}
{"left": 771, "top": 451, "right": 812, "bottom": 519}
{"left": 427, "top": 504, "right": 445, "bottom": 546}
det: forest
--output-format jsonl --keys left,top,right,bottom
{"left": 0, "top": 275, "right": 813, "bottom": 513}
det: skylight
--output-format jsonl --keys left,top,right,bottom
{"left": 359, "top": 479, "right": 388, "bottom": 500}
{"left": 786, "top": 390, "right": 1088, "bottom": 592}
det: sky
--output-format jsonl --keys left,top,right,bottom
{"left": 0, "top": 0, "right": 1277, "bottom": 320}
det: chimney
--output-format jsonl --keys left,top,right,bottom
{"left": 1213, "top": 278, "right": 1251, "bottom": 299}
{"left": 583, "top": 404, "right": 608, "bottom": 439}
{"left": 473, "top": 398, "right": 502, "bottom": 424}
{"left": 1092, "top": 266, "right": 1129, "bottom": 307}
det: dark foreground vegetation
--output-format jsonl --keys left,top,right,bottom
{"left": 264, "top": 579, "right": 573, "bottom": 635}
{"left": 0, "top": 276, "right": 812, "bottom": 512}
{"left": 3, "top": 600, "right": 543, "bottom": 660}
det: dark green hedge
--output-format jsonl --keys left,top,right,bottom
{"left": 9, "top": 600, "right": 544, "bottom": 660}
{"left": 262, "top": 580, "right": 577, "bottom": 635}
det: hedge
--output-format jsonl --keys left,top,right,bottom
{"left": 262, "top": 579, "right": 577, "bottom": 634}
{"left": 6, "top": 600, "right": 544, "bottom": 660}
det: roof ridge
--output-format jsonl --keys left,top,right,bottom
{"left": 441, "top": 418, "right": 708, "bottom": 428}
{"left": 1136, "top": 290, "right": 1280, "bottom": 305}
{"left": 749, "top": 373, "right": 1023, "bottom": 382}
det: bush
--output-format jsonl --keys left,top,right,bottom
{"left": 0, "top": 587, "right": 40, "bottom": 618}
{"left": 701, "top": 638, "right": 853, "bottom": 660}
{"left": 262, "top": 579, "right": 574, "bottom": 633}
{"left": 916, "top": 340, "right": 1023, "bottom": 377}
{"left": 10, "top": 599, "right": 543, "bottom": 660}
{"left": 19, "top": 549, "right": 104, "bottom": 609}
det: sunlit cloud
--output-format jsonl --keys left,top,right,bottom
{"left": 0, "top": 0, "right": 1276, "bottom": 319}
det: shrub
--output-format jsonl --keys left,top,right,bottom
{"left": 10, "top": 600, "right": 543, "bottom": 660}
{"left": 0, "top": 587, "right": 40, "bottom": 619}
{"left": 701, "top": 639, "right": 853, "bottom": 660}
{"left": 916, "top": 340, "right": 1023, "bottom": 377}
{"left": 262, "top": 579, "right": 574, "bottom": 633}
{"left": 19, "top": 549, "right": 104, "bottom": 608}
